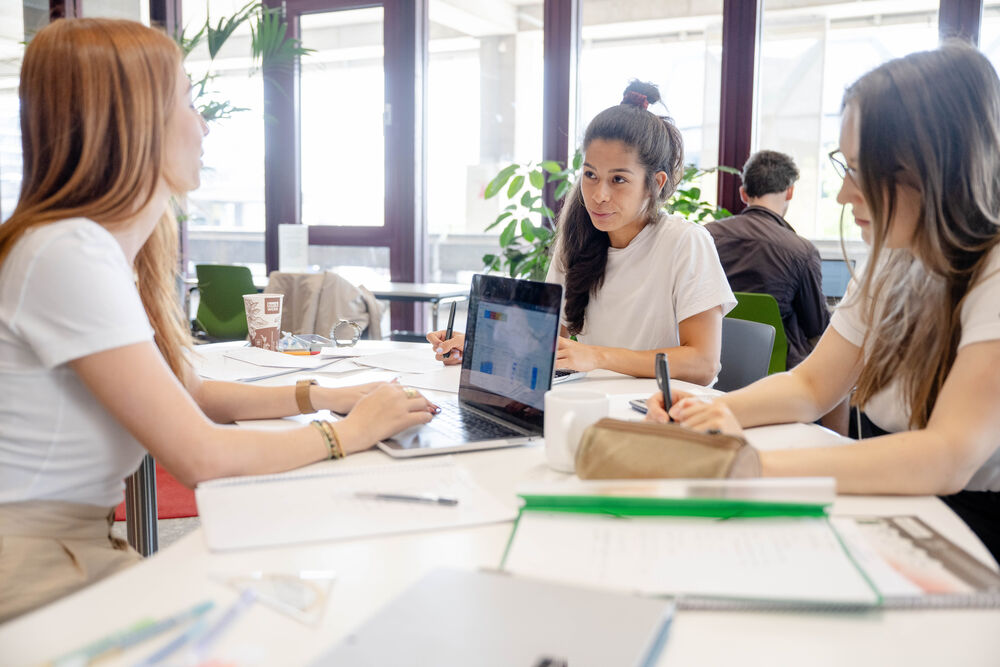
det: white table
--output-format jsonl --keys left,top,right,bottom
{"left": 3, "top": 355, "right": 999, "bottom": 666}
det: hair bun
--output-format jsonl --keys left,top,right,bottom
{"left": 621, "top": 80, "right": 662, "bottom": 110}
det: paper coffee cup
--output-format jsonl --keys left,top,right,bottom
{"left": 243, "top": 293, "right": 283, "bottom": 351}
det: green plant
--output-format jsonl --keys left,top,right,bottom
{"left": 176, "top": 1, "right": 313, "bottom": 123}
{"left": 482, "top": 157, "right": 739, "bottom": 281}
{"left": 481, "top": 152, "right": 581, "bottom": 281}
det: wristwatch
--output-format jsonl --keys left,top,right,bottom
{"left": 295, "top": 378, "right": 318, "bottom": 414}
{"left": 332, "top": 319, "right": 363, "bottom": 347}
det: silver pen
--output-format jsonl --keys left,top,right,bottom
{"left": 355, "top": 491, "right": 459, "bottom": 506}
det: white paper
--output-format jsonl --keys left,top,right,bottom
{"left": 354, "top": 349, "right": 443, "bottom": 374}
{"left": 278, "top": 223, "right": 309, "bottom": 272}
{"left": 196, "top": 458, "right": 516, "bottom": 551}
{"left": 224, "top": 347, "right": 347, "bottom": 370}
{"left": 504, "top": 513, "right": 878, "bottom": 606}
{"left": 397, "top": 367, "right": 460, "bottom": 393}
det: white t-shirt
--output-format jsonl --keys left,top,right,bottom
{"left": 0, "top": 218, "right": 154, "bottom": 507}
{"left": 545, "top": 214, "right": 736, "bottom": 350}
{"left": 831, "top": 245, "right": 1000, "bottom": 491}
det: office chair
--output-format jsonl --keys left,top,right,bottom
{"left": 716, "top": 317, "right": 775, "bottom": 392}
{"left": 726, "top": 292, "right": 788, "bottom": 374}
{"left": 193, "top": 264, "right": 258, "bottom": 340}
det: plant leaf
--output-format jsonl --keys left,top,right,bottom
{"left": 485, "top": 164, "right": 519, "bottom": 199}
{"left": 572, "top": 150, "right": 583, "bottom": 170}
{"left": 529, "top": 169, "right": 544, "bottom": 189}
{"left": 541, "top": 160, "right": 562, "bottom": 174}
{"left": 485, "top": 210, "right": 513, "bottom": 231}
{"left": 521, "top": 219, "right": 535, "bottom": 242}
{"left": 206, "top": 0, "right": 257, "bottom": 60}
{"left": 506, "top": 174, "right": 525, "bottom": 199}
{"left": 554, "top": 180, "right": 570, "bottom": 200}
{"left": 499, "top": 218, "right": 518, "bottom": 247}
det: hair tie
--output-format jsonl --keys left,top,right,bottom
{"left": 622, "top": 91, "right": 649, "bottom": 110}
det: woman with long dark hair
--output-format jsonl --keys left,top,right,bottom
{"left": 647, "top": 43, "right": 1000, "bottom": 560}
{"left": 430, "top": 81, "right": 735, "bottom": 382}
{"left": 0, "top": 18, "right": 436, "bottom": 621}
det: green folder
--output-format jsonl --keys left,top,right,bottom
{"left": 516, "top": 493, "right": 829, "bottom": 519}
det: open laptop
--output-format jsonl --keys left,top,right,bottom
{"left": 378, "top": 274, "right": 564, "bottom": 458}
{"left": 821, "top": 258, "right": 856, "bottom": 306}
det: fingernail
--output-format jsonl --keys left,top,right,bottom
{"left": 435, "top": 347, "right": 443, "bottom": 353}
{"left": 432, "top": 404, "right": 441, "bottom": 414}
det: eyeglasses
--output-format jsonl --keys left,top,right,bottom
{"left": 828, "top": 150, "right": 861, "bottom": 188}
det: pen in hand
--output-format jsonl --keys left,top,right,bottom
{"left": 355, "top": 491, "right": 459, "bottom": 506}
{"left": 442, "top": 301, "right": 458, "bottom": 358}
{"left": 655, "top": 352, "right": 673, "bottom": 422}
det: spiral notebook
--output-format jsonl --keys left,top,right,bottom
{"left": 195, "top": 458, "right": 516, "bottom": 551}
{"left": 502, "top": 493, "right": 1000, "bottom": 610}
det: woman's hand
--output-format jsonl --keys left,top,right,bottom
{"left": 555, "top": 337, "right": 603, "bottom": 372}
{"left": 336, "top": 384, "right": 439, "bottom": 454}
{"left": 317, "top": 382, "right": 384, "bottom": 415}
{"left": 645, "top": 390, "right": 744, "bottom": 436}
{"left": 427, "top": 330, "right": 465, "bottom": 365}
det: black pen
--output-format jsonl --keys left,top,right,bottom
{"left": 442, "top": 301, "right": 458, "bottom": 358}
{"left": 655, "top": 352, "right": 673, "bottom": 422}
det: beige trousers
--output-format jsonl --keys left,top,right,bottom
{"left": 0, "top": 501, "right": 141, "bottom": 624}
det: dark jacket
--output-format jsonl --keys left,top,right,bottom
{"left": 705, "top": 206, "right": 829, "bottom": 368}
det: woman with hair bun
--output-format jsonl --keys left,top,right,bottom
{"left": 430, "top": 81, "right": 735, "bottom": 382}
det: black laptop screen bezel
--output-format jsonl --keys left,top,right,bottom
{"left": 458, "top": 274, "right": 563, "bottom": 433}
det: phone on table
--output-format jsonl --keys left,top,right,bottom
{"left": 655, "top": 352, "right": 673, "bottom": 422}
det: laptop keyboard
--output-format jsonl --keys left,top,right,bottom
{"left": 427, "top": 400, "right": 524, "bottom": 441}
{"left": 554, "top": 369, "right": 578, "bottom": 378}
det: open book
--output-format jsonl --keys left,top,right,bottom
{"left": 501, "top": 480, "right": 1000, "bottom": 610}
{"left": 195, "top": 457, "right": 516, "bottom": 551}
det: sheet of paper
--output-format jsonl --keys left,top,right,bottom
{"left": 196, "top": 458, "right": 517, "bottom": 551}
{"left": 504, "top": 513, "right": 878, "bottom": 606}
{"left": 223, "top": 347, "right": 345, "bottom": 369}
{"left": 397, "top": 367, "right": 460, "bottom": 393}
{"left": 353, "top": 349, "right": 443, "bottom": 374}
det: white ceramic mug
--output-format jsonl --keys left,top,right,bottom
{"left": 543, "top": 390, "right": 609, "bottom": 473}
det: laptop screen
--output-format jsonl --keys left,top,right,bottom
{"left": 821, "top": 258, "right": 855, "bottom": 299}
{"left": 458, "top": 274, "right": 563, "bottom": 432}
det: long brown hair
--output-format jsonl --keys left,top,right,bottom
{"left": 0, "top": 18, "right": 191, "bottom": 377}
{"left": 847, "top": 43, "right": 1000, "bottom": 428}
{"left": 556, "top": 80, "right": 685, "bottom": 336}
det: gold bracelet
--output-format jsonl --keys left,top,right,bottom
{"left": 318, "top": 420, "right": 345, "bottom": 459}
{"left": 310, "top": 420, "right": 335, "bottom": 459}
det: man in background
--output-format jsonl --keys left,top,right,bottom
{"left": 705, "top": 150, "right": 828, "bottom": 369}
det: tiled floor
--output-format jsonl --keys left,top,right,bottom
{"left": 111, "top": 517, "right": 201, "bottom": 552}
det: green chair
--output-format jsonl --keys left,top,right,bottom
{"left": 726, "top": 292, "right": 788, "bottom": 375}
{"left": 193, "top": 264, "right": 258, "bottom": 340}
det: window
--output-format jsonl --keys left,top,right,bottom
{"left": 578, "top": 1, "right": 725, "bottom": 207}
{"left": 181, "top": 0, "right": 267, "bottom": 276}
{"left": 81, "top": 1, "right": 149, "bottom": 21}
{"left": 756, "top": 0, "right": 939, "bottom": 241}
{"left": 0, "top": 3, "right": 51, "bottom": 222}
{"left": 299, "top": 8, "right": 385, "bottom": 228}
{"left": 979, "top": 3, "right": 1000, "bottom": 91}
{"left": 425, "top": 1, "right": 545, "bottom": 282}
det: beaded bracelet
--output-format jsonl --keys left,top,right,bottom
{"left": 310, "top": 420, "right": 345, "bottom": 459}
